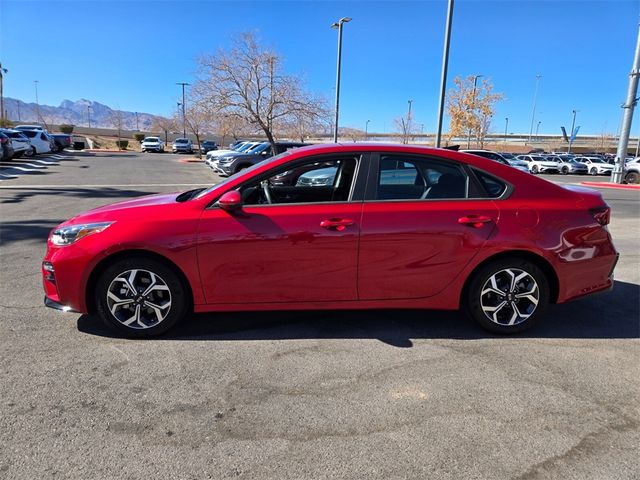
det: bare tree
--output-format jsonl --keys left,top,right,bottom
{"left": 173, "top": 103, "right": 212, "bottom": 158}
{"left": 339, "top": 127, "right": 365, "bottom": 143}
{"left": 446, "top": 76, "right": 503, "bottom": 147}
{"left": 110, "top": 110, "right": 125, "bottom": 148}
{"left": 216, "top": 114, "right": 250, "bottom": 147}
{"left": 394, "top": 111, "right": 415, "bottom": 145}
{"left": 151, "top": 116, "right": 177, "bottom": 144}
{"left": 192, "top": 32, "right": 328, "bottom": 151}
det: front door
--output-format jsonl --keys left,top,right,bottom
{"left": 197, "top": 155, "right": 363, "bottom": 304}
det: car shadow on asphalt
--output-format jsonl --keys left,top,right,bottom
{"left": 0, "top": 188, "right": 156, "bottom": 206}
{"left": 77, "top": 280, "right": 640, "bottom": 346}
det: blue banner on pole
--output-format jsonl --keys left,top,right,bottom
{"left": 570, "top": 126, "right": 580, "bottom": 143}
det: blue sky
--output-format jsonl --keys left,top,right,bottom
{"left": 1, "top": 0, "right": 639, "bottom": 135}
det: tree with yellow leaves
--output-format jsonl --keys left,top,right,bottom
{"left": 446, "top": 76, "right": 503, "bottom": 148}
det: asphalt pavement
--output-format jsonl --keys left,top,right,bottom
{"left": 0, "top": 151, "right": 638, "bottom": 480}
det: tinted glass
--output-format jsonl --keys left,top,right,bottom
{"left": 22, "top": 130, "right": 37, "bottom": 138}
{"left": 474, "top": 170, "right": 507, "bottom": 198}
{"left": 376, "top": 155, "right": 468, "bottom": 200}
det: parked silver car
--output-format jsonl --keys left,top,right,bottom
{"left": 0, "top": 128, "right": 32, "bottom": 158}
{"left": 545, "top": 155, "right": 588, "bottom": 175}
{"left": 172, "top": 138, "right": 193, "bottom": 153}
{"left": 141, "top": 137, "right": 165, "bottom": 153}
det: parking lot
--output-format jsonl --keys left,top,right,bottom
{"left": 0, "top": 150, "right": 638, "bottom": 479}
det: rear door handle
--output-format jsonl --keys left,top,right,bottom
{"left": 458, "top": 215, "right": 493, "bottom": 228}
{"left": 320, "top": 218, "right": 354, "bottom": 231}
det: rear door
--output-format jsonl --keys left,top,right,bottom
{"left": 358, "top": 153, "right": 500, "bottom": 300}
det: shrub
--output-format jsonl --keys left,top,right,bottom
{"left": 59, "top": 124, "right": 74, "bottom": 134}
{"left": 0, "top": 118, "right": 14, "bottom": 128}
{"left": 133, "top": 133, "right": 145, "bottom": 142}
{"left": 115, "top": 140, "right": 129, "bottom": 150}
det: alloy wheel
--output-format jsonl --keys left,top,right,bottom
{"left": 480, "top": 268, "right": 539, "bottom": 326}
{"left": 106, "top": 269, "right": 172, "bottom": 329}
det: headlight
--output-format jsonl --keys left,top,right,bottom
{"left": 51, "top": 222, "right": 114, "bottom": 246}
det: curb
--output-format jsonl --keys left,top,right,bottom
{"left": 580, "top": 181, "right": 640, "bottom": 190}
{"left": 82, "top": 149, "right": 131, "bottom": 153}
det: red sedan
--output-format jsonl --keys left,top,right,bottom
{"left": 42, "top": 144, "right": 618, "bottom": 337}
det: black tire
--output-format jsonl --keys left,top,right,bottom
{"left": 13, "top": 151, "right": 24, "bottom": 159}
{"left": 463, "top": 258, "right": 549, "bottom": 334}
{"left": 561, "top": 166, "right": 569, "bottom": 175}
{"left": 95, "top": 257, "right": 189, "bottom": 338}
{"left": 590, "top": 168, "right": 599, "bottom": 176}
{"left": 531, "top": 165, "right": 539, "bottom": 174}
{"left": 235, "top": 164, "right": 250, "bottom": 174}
{"left": 24, "top": 147, "right": 36, "bottom": 157}
{"left": 624, "top": 171, "right": 639, "bottom": 184}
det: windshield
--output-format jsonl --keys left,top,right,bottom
{"left": 248, "top": 143, "right": 269, "bottom": 153}
{"left": 144, "top": 137, "right": 160, "bottom": 142}
{"left": 236, "top": 142, "right": 255, "bottom": 152}
{"left": 194, "top": 150, "right": 292, "bottom": 200}
{"left": 175, "top": 139, "right": 188, "bottom": 143}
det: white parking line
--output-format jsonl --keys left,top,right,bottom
{"left": 9, "top": 162, "right": 48, "bottom": 169}
{"left": 1, "top": 166, "right": 44, "bottom": 172}
{"left": 0, "top": 173, "right": 18, "bottom": 180}
{"left": 31, "top": 159, "right": 60, "bottom": 165}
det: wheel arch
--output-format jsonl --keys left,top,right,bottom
{"left": 85, "top": 249, "right": 194, "bottom": 314}
{"left": 461, "top": 250, "right": 560, "bottom": 305}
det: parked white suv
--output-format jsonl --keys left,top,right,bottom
{"left": 16, "top": 128, "right": 51, "bottom": 155}
{"left": 462, "top": 149, "right": 529, "bottom": 173}
{"left": 574, "top": 156, "right": 615, "bottom": 176}
{"left": 141, "top": 137, "right": 165, "bottom": 153}
{"left": 172, "top": 138, "right": 193, "bottom": 153}
{"left": 517, "top": 154, "right": 559, "bottom": 174}
{"left": 624, "top": 162, "right": 639, "bottom": 184}
{"left": 0, "top": 129, "right": 32, "bottom": 158}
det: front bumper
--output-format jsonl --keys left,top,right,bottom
{"left": 44, "top": 296, "right": 79, "bottom": 313}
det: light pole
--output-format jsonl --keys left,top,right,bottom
{"left": 406, "top": 99, "right": 414, "bottom": 144}
{"left": 528, "top": 74, "right": 542, "bottom": 142}
{"left": 365, "top": 119, "right": 370, "bottom": 140}
{"left": 0, "top": 62, "right": 6, "bottom": 122}
{"left": 504, "top": 117, "right": 509, "bottom": 145}
{"left": 612, "top": 23, "right": 640, "bottom": 183}
{"left": 176, "top": 82, "right": 190, "bottom": 138}
{"left": 467, "top": 74, "right": 482, "bottom": 148}
{"left": 331, "top": 17, "right": 351, "bottom": 143}
{"left": 135, "top": 112, "right": 139, "bottom": 131}
{"left": 34, "top": 80, "right": 41, "bottom": 123}
{"left": 435, "top": 0, "right": 454, "bottom": 148}
{"left": 568, "top": 109, "right": 578, "bottom": 153}
{"left": 87, "top": 105, "right": 92, "bottom": 128}
{"left": 536, "top": 120, "right": 542, "bottom": 140}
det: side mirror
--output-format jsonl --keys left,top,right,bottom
{"left": 218, "top": 190, "right": 243, "bottom": 213}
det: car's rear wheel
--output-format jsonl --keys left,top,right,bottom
{"left": 464, "top": 258, "right": 549, "bottom": 334}
{"left": 625, "top": 171, "right": 639, "bottom": 184}
{"left": 24, "top": 147, "right": 36, "bottom": 157}
{"left": 531, "top": 165, "right": 539, "bottom": 174}
{"left": 95, "top": 258, "right": 189, "bottom": 338}
{"left": 590, "top": 168, "right": 599, "bottom": 176}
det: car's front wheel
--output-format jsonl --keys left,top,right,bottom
{"left": 531, "top": 165, "right": 539, "bottom": 174}
{"left": 561, "top": 166, "right": 569, "bottom": 175}
{"left": 464, "top": 258, "right": 549, "bottom": 334}
{"left": 25, "top": 146, "right": 36, "bottom": 157}
{"left": 590, "top": 168, "right": 599, "bottom": 176}
{"left": 95, "top": 257, "right": 189, "bottom": 337}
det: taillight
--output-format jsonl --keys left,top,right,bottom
{"left": 590, "top": 206, "right": 610, "bottom": 226}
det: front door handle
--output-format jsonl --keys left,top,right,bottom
{"left": 320, "top": 218, "right": 354, "bottom": 231}
{"left": 458, "top": 215, "right": 493, "bottom": 228}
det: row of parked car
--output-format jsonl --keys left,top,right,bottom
{"left": 140, "top": 137, "right": 219, "bottom": 154}
{"left": 204, "top": 140, "right": 308, "bottom": 176}
{"left": 0, "top": 125, "right": 73, "bottom": 161}
{"left": 463, "top": 149, "right": 640, "bottom": 183}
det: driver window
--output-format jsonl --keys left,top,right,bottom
{"left": 240, "top": 157, "right": 358, "bottom": 206}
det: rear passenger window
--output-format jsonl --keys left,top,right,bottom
{"left": 376, "top": 155, "right": 468, "bottom": 200}
{"left": 474, "top": 169, "right": 507, "bottom": 198}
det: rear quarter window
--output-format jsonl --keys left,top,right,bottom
{"left": 473, "top": 169, "right": 508, "bottom": 198}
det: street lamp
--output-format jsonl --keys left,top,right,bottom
{"left": 435, "top": 0, "right": 454, "bottom": 148}
{"left": 87, "top": 105, "right": 92, "bottom": 128}
{"left": 331, "top": 17, "right": 352, "bottom": 143}
{"left": 467, "top": 74, "right": 482, "bottom": 148}
{"left": 176, "top": 82, "right": 190, "bottom": 138}
{"left": 568, "top": 109, "right": 578, "bottom": 153}
{"left": 536, "top": 120, "right": 542, "bottom": 140}
{"left": 528, "top": 74, "right": 542, "bottom": 142}
{"left": 365, "top": 119, "right": 370, "bottom": 140}
{"left": 504, "top": 117, "right": 509, "bottom": 145}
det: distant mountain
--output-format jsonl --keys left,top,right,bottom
{"left": 3, "top": 97, "right": 160, "bottom": 131}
